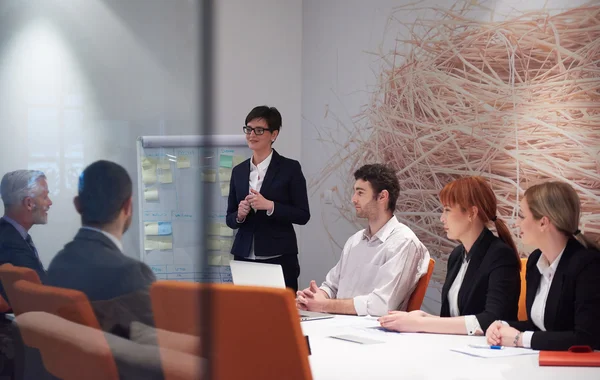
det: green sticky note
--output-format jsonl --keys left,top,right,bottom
{"left": 219, "top": 154, "right": 233, "bottom": 168}
{"left": 232, "top": 155, "right": 246, "bottom": 167}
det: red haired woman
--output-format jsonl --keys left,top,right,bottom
{"left": 379, "top": 177, "right": 521, "bottom": 335}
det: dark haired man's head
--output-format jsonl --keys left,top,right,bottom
{"left": 352, "top": 164, "right": 399, "bottom": 218}
{"left": 74, "top": 160, "right": 133, "bottom": 235}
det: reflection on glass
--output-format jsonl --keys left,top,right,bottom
{"left": 27, "top": 98, "right": 85, "bottom": 197}
{"left": 27, "top": 107, "right": 60, "bottom": 158}
{"left": 64, "top": 109, "right": 84, "bottom": 159}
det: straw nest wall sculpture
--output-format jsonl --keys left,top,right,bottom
{"left": 312, "top": 1, "right": 600, "bottom": 283}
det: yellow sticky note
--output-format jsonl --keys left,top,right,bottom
{"left": 156, "top": 236, "right": 172, "bottom": 250}
{"left": 208, "top": 223, "right": 222, "bottom": 236}
{"left": 144, "top": 222, "right": 159, "bottom": 235}
{"left": 177, "top": 156, "right": 191, "bottom": 168}
{"left": 220, "top": 182, "right": 230, "bottom": 197}
{"left": 142, "top": 157, "right": 156, "bottom": 169}
{"left": 220, "top": 239, "right": 233, "bottom": 252}
{"left": 145, "top": 236, "right": 173, "bottom": 251}
{"left": 158, "top": 237, "right": 173, "bottom": 250}
{"left": 157, "top": 160, "right": 171, "bottom": 170}
{"left": 159, "top": 169, "right": 173, "bottom": 184}
{"left": 208, "top": 254, "right": 222, "bottom": 266}
{"left": 219, "top": 225, "right": 233, "bottom": 237}
{"left": 233, "top": 155, "right": 246, "bottom": 167}
{"left": 144, "top": 188, "right": 159, "bottom": 202}
{"left": 142, "top": 167, "right": 157, "bottom": 184}
{"left": 202, "top": 169, "right": 216, "bottom": 183}
{"left": 219, "top": 167, "right": 232, "bottom": 182}
{"left": 144, "top": 238, "right": 159, "bottom": 251}
{"left": 207, "top": 237, "right": 220, "bottom": 251}
{"left": 207, "top": 223, "right": 232, "bottom": 237}
{"left": 223, "top": 253, "right": 234, "bottom": 265}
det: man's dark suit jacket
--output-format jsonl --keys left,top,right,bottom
{"left": 0, "top": 218, "right": 47, "bottom": 305}
{"left": 226, "top": 149, "right": 310, "bottom": 257}
{"left": 507, "top": 238, "right": 600, "bottom": 351}
{"left": 440, "top": 228, "right": 521, "bottom": 331}
{"left": 46, "top": 228, "right": 156, "bottom": 333}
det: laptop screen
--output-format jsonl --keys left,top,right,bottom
{"left": 229, "top": 260, "right": 286, "bottom": 289}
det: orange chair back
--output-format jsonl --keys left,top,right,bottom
{"left": 0, "top": 263, "right": 41, "bottom": 314}
{"left": 18, "top": 311, "right": 205, "bottom": 380}
{"left": 151, "top": 280, "right": 202, "bottom": 337}
{"left": 407, "top": 258, "right": 435, "bottom": 311}
{"left": 518, "top": 258, "right": 527, "bottom": 321}
{"left": 12, "top": 279, "right": 101, "bottom": 329}
{"left": 151, "top": 281, "right": 312, "bottom": 380}
{"left": 16, "top": 311, "right": 119, "bottom": 380}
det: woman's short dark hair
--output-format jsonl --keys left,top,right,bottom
{"left": 245, "top": 106, "right": 282, "bottom": 133}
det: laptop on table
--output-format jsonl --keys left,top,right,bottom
{"left": 229, "top": 260, "right": 333, "bottom": 322}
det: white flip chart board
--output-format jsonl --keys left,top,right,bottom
{"left": 136, "top": 135, "right": 251, "bottom": 283}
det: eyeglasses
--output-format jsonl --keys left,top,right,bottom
{"left": 243, "top": 126, "right": 271, "bottom": 135}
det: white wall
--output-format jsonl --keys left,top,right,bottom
{"left": 214, "top": 0, "right": 303, "bottom": 160}
{"left": 0, "top": 0, "right": 303, "bottom": 267}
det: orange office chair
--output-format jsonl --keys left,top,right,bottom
{"left": 518, "top": 258, "right": 528, "bottom": 321}
{"left": 151, "top": 281, "right": 202, "bottom": 337}
{"left": 16, "top": 311, "right": 119, "bottom": 380}
{"left": 12, "top": 279, "right": 101, "bottom": 329}
{"left": 150, "top": 281, "right": 312, "bottom": 380}
{"left": 406, "top": 258, "right": 435, "bottom": 312}
{"left": 0, "top": 263, "right": 42, "bottom": 315}
{"left": 16, "top": 311, "right": 204, "bottom": 380}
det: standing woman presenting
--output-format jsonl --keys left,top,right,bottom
{"left": 225, "top": 106, "right": 310, "bottom": 292}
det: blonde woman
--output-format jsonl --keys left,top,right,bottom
{"left": 486, "top": 182, "right": 600, "bottom": 351}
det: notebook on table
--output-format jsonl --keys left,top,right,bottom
{"left": 539, "top": 346, "right": 600, "bottom": 367}
{"left": 229, "top": 260, "right": 333, "bottom": 322}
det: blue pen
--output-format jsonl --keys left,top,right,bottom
{"left": 469, "top": 344, "right": 504, "bottom": 350}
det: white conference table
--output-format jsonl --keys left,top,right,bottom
{"left": 301, "top": 315, "right": 599, "bottom": 380}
